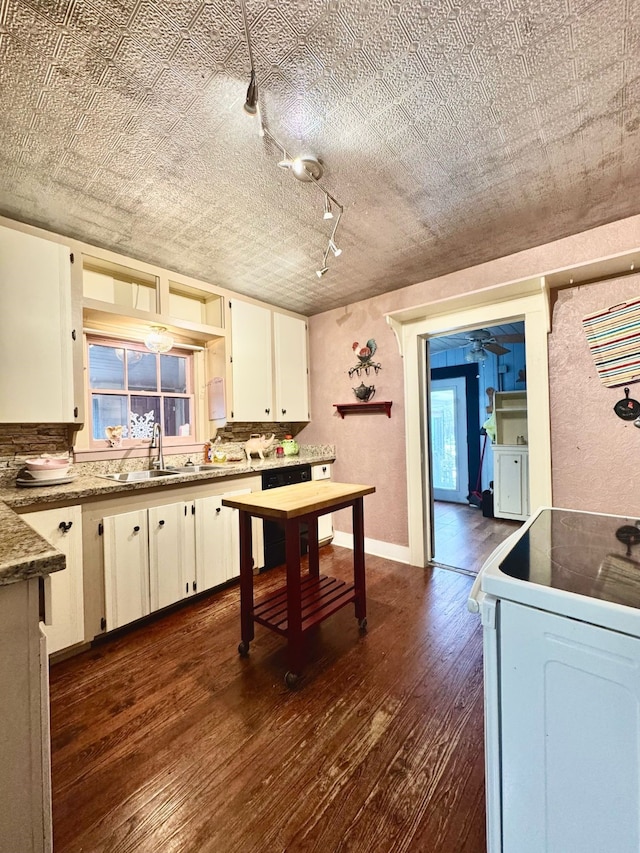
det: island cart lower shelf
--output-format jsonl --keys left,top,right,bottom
{"left": 253, "top": 574, "right": 357, "bottom": 636}
{"left": 222, "top": 481, "right": 375, "bottom": 687}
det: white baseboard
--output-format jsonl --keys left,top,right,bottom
{"left": 331, "top": 531, "right": 411, "bottom": 565}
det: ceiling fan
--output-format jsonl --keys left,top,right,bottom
{"left": 465, "top": 329, "right": 524, "bottom": 357}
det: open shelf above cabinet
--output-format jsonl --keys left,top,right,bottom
{"left": 334, "top": 402, "right": 392, "bottom": 418}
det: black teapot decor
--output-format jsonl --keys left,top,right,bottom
{"left": 353, "top": 382, "right": 375, "bottom": 402}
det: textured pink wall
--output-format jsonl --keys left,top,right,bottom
{"left": 549, "top": 276, "right": 640, "bottom": 516}
{"left": 300, "top": 214, "right": 640, "bottom": 547}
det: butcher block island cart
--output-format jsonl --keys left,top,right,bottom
{"left": 222, "top": 481, "right": 375, "bottom": 686}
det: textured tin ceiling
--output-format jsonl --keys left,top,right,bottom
{"left": 2, "top": 1, "right": 640, "bottom": 316}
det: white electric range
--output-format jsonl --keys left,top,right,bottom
{"left": 469, "top": 506, "right": 640, "bottom": 853}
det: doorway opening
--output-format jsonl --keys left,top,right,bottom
{"left": 427, "top": 322, "right": 526, "bottom": 573}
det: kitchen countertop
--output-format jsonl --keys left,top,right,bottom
{"left": 0, "top": 450, "right": 335, "bottom": 587}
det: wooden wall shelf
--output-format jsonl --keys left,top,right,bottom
{"left": 334, "top": 402, "right": 392, "bottom": 418}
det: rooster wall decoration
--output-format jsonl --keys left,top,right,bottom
{"left": 349, "top": 339, "right": 382, "bottom": 378}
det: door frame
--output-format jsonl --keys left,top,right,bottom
{"left": 430, "top": 364, "right": 481, "bottom": 505}
{"left": 386, "top": 277, "right": 552, "bottom": 567}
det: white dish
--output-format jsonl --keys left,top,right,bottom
{"left": 25, "top": 466, "right": 71, "bottom": 480}
{"left": 25, "top": 456, "right": 70, "bottom": 471}
{"left": 16, "top": 473, "right": 76, "bottom": 488}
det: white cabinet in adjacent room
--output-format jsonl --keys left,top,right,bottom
{"left": 494, "top": 448, "right": 529, "bottom": 521}
{"left": 103, "top": 509, "right": 150, "bottom": 630}
{"left": 23, "top": 505, "right": 84, "bottom": 655}
{"left": 0, "top": 224, "right": 77, "bottom": 423}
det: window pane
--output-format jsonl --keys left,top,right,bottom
{"left": 164, "top": 397, "right": 191, "bottom": 437}
{"left": 430, "top": 388, "right": 457, "bottom": 491}
{"left": 89, "top": 345, "right": 124, "bottom": 390}
{"left": 92, "top": 395, "right": 128, "bottom": 441}
{"left": 127, "top": 351, "right": 158, "bottom": 391}
{"left": 161, "top": 354, "right": 187, "bottom": 393}
{"left": 130, "top": 396, "right": 160, "bottom": 439}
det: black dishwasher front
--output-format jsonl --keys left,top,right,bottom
{"left": 261, "top": 464, "right": 311, "bottom": 570}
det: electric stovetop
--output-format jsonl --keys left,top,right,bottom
{"left": 499, "top": 508, "right": 640, "bottom": 610}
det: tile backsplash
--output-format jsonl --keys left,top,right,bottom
{"left": 0, "top": 423, "right": 72, "bottom": 457}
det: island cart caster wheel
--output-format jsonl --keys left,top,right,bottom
{"left": 238, "top": 641, "right": 250, "bottom": 657}
{"left": 284, "top": 671, "right": 299, "bottom": 688}
{"left": 358, "top": 617, "right": 368, "bottom": 632}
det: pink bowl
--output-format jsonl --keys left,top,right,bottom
{"left": 25, "top": 457, "right": 70, "bottom": 471}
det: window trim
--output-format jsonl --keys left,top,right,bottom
{"left": 86, "top": 334, "right": 195, "bottom": 450}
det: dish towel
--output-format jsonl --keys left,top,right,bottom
{"left": 582, "top": 297, "right": 640, "bottom": 387}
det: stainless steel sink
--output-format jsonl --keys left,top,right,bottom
{"left": 167, "top": 464, "right": 229, "bottom": 473}
{"left": 98, "top": 469, "right": 181, "bottom": 482}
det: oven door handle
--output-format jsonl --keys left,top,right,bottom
{"left": 467, "top": 571, "right": 484, "bottom": 613}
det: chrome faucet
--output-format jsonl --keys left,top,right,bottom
{"left": 150, "top": 422, "right": 164, "bottom": 470}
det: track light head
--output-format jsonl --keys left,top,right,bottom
{"left": 328, "top": 239, "right": 342, "bottom": 257}
{"left": 316, "top": 266, "right": 329, "bottom": 278}
{"left": 244, "top": 69, "right": 258, "bottom": 114}
{"left": 323, "top": 194, "right": 334, "bottom": 220}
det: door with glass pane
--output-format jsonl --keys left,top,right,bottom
{"left": 429, "top": 377, "right": 469, "bottom": 503}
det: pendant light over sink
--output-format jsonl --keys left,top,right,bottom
{"left": 144, "top": 326, "right": 174, "bottom": 354}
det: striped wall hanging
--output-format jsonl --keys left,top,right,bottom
{"left": 582, "top": 297, "right": 640, "bottom": 387}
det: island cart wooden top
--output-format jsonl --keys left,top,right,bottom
{"left": 221, "top": 481, "right": 375, "bottom": 520}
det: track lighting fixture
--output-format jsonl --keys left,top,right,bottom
{"left": 240, "top": 0, "right": 345, "bottom": 277}
{"left": 244, "top": 68, "right": 258, "bottom": 115}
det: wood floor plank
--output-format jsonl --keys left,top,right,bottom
{"left": 49, "top": 546, "right": 487, "bottom": 853}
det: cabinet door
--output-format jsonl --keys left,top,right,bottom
{"left": 194, "top": 496, "right": 230, "bottom": 591}
{"left": 494, "top": 449, "right": 528, "bottom": 520}
{"left": 499, "top": 599, "right": 640, "bottom": 853}
{"left": 195, "top": 489, "right": 251, "bottom": 590}
{"left": 24, "top": 506, "right": 84, "bottom": 654}
{"left": 148, "top": 502, "right": 195, "bottom": 611}
{"left": 103, "top": 510, "right": 150, "bottom": 629}
{"left": 0, "top": 225, "right": 75, "bottom": 423}
{"left": 230, "top": 299, "right": 273, "bottom": 421}
{"left": 274, "top": 312, "right": 309, "bottom": 421}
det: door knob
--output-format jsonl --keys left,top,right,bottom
{"left": 58, "top": 521, "right": 73, "bottom": 533}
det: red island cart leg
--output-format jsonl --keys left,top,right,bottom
{"left": 353, "top": 497, "right": 367, "bottom": 631}
{"left": 284, "top": 517, "right": 304, "bottom": 687}
{"left": 307, "top": 515, "right": 319, "bottom": 578}
{"left": 238, "top": 509, "right": 255, "bottom": 657}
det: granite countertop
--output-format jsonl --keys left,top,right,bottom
{"left": 0, "top": 449, "right": 335, "bottom": 587}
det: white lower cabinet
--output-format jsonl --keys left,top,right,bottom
{"left": 312, "top": 463, "right": 333, "bottom": 543}
{"left": 195, "top": 489, "right": 249, "bottom": 591}
{"left": 102, "top": 487, "right": 262, "bottom": 630}
{"left": 22, "top": 505, "right": 84, "bottom": 655}
{"left": 103, "top": 509, "right": 151, "bottom": 630}
{"left": 493, "top": 447, "right": 529, "bottom": 521}
{"left": 149, "top": 502, "right": 195, "bottom": 611}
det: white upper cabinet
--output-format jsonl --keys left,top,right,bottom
{"left": 230, "top": 300, "right": 274, "bottom": 421}
{"left": 229, "top": 300, "right": 309, "bottom": 422}
{"left": 0, "top": 225, "right": 76, "bottom": 423}
{"left": 274, "top": 312, "right": 309, "bottom": 421}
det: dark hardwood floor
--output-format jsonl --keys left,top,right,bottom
{"left": 50, "top": 546, "right": 486, "bottom": 853}
{"left": 433, "top": 501, "right": 521, "bottom": 574}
